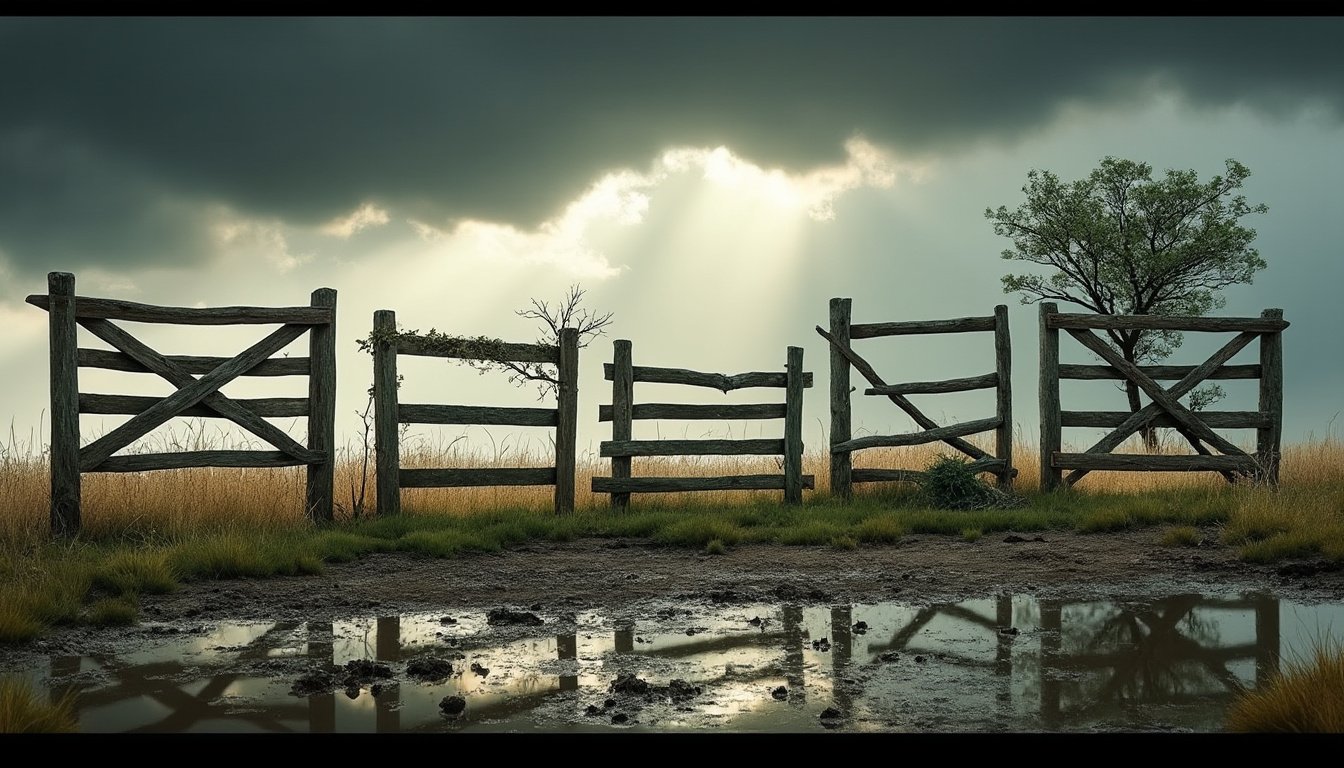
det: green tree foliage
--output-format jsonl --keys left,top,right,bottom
{"left": 987, "top": 157, "right": 1267, "bottom": 446}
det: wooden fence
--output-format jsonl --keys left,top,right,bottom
{"left": 591, "top": 340, "right": 814, "bottom": 508}
{"left": 371, "top": 310, "right": 579, "bottom": 516}
{"left": 817, "top": 299, "right": 1014, "bottom": 499}
{"left": 1038, "top": 303, "right": 1287, "bottom": 490}
{"left": 26, "top": 271, "right": 336, "bottom": 535}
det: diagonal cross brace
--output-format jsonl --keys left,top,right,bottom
{"left": 815, "top": 325, "right": 991, "bottom": 463}
{"left": 78, "top": 323, "right": 311, "bottom": 471}
{"left": 79, "top": 319, "right": 322, "bottom": 466}
{"left": 1063, "top": 330, "right": 1259, "bottom": 486}
{"left": 1066, "top": 328, "right": 1249, "bottom": 457}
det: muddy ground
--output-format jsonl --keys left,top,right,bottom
{"left": 12, "top": 527, "right": 1344, "bottom": 661}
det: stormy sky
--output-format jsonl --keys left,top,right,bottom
{"left": 1, "top": 17, "right": 1340, "bottom": 469}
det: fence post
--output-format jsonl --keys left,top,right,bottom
{"left": 47, "top": 271, "right": 81, "bottom": 537}
{"left": 610, "top": 339, "right": 634, "bottom": 511}
{"left": 1256, "top": 308, "right": 1284, "bottom": 487}
{"left": 829, "top": 298, "right": 852, "bottom": 500}
{"left": 784, "top": 345, "right": 804, "bottom": 504}
{"left": 306, "top": 288, "right": 337, "bottom": 523}
{"left": 554, "top": 327, "right": 579, "bottom": 515}
{"left": 1039, "top": 302, "right": 1061, "bottom": 492}
{"left": 993, "top": 304, "right": 1013, "bottom": 490}
{"left": 373, "top": 310, "right": 400, "bottom": 516}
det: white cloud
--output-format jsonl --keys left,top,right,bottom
{"left": 321, "top": 203, "right": 391, "bottom": 238}
{"left": 211, "top": 212, "right": 313, "bottom": 273}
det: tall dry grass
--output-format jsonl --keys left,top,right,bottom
{"left": 1, "top": 420, "right": 1341, "bottom": 549}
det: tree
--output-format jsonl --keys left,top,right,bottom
{"left": 986, "top": 157, "right": 1268, "bottom": 449}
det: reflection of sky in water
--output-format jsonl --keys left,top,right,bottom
{"left": 26, "top": 594, "right": 1344, "bottom": 733}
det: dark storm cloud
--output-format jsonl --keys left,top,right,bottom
{"left": 1, "top": 16, "right": 1340, "bottom": 273}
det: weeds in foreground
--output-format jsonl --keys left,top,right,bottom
{"left": 0, "top": 678, "right": 77, "bottom": 733}
{"left": 1226, "top": 640, "right": 1344, "bottom": 732}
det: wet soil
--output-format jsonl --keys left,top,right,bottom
{"left": 8, "top": 527, "right": 1342, "bottom": 663}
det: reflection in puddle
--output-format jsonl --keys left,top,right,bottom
{"left": 24, "top": 593, "right": 1343, "bottom": 732}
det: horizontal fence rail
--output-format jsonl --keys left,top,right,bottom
{"left": 593, "top": 340, "right": 813, "bottom": 509}
{"left": 28, "top": 272, "right": 336, "bottom": 535}
{"left": 820, "top": 299, "right": 1014, "bottom": 499}
{"left": 372, "top": 309, "right": 578, "bottom": 516}
{"left": 1038, "top": 303, "right": 1286, "bottom": 491}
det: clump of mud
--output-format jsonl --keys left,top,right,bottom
{"left": 486, "top": 607, "right": 545, "bottom": 626}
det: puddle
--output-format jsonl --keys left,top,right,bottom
{"left": 15, "top": 592, "right": 1342, "bottom": 732}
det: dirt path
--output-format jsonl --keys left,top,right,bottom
{"left": 138, "top": 528, "right": 1344, "bottom": 623}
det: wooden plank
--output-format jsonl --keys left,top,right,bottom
{"left": 1061, "top": 411, "right": 1271, "bottom": 429}
{"left": 1059, "top": 363, "right": 1261, "bottom": 381}
{"left": 399, "top": 467, "right": 557, "bottom": 488}
{"left": 591, "top": 474, "right": 816, "bottom": 493}
{"left": 554, "top": 327, "right": 579, "bottom": 515}
{"left": 1048, "top": 312, "right": 1288, "bottom": 333}
{"left": 993, "top": 304, "right": 1013, "bottom": 490}
{"left": 608, "top": 339, "right": 634, "bottom": 512}
{"left": 598, "top": 402, "right": 787, "bottom": 421}
{"left": 1256, "top": 309, "right": 1284, "bottom": 486}
{"left": 76, "top": 322, "right": 311, "bottom": 471}
{"left": 78, "top": 348, "right": 310, "bottom": 376}
{"left": 829, "top": 298, "right": 852, "bottom": 500}
{"left": 784, "top": 346, "right": 805, "bottom": 504}
{"left": 79, "top": 394, "right": 309, "bottom": 418}
{"left": 816, "top": 324, "right": 990, "bottom": 462}
{"left": 852, "top": 457, "right": 1007, "bottom": 484}
{"left": 90, "top": 450, "right": 311, "bottom": 472}
{"left": 45, "top": 273, "right": 81, "bottom": 536}
{"left": 603, "top": 363, "right": 813, "bottom": 391}
{"left": 1053, "top": 453, "right": 1258, "bottom": 472}
{"left": 77, "top": 318, "right": 321, "bottom": 465}
{"left": 601, "top": 439, "right": 785, "bottom": 457}
{"left": 1064, "top": 328, "right": 1248, "bottom": 457}
{"left": 372, "top": 310, "right": 400, "bottom": 516}
{"left": 864, "top": 373, "right": 998, "bottom": 396}
{"left": 849, "top": 315, "right": 995, "bottom": 338}
{"left": 831, "top": 416, "right": 1000, "bottom": 453}
{"left": 399, "top": 404, "right": 557, "bottom": 426}
{"left": 851, "top": 468, "right": 926, "bottom": 484}
{"left": 394, "top": 334, "right": 558, "bottom": 363}
{"left": 1039, "top": 302, "right": 1062, "bottom": 492}
{"left": 306, "top": 287, "right": 337, "bottom": 523}
{"left": 25, "top": 293, "right": 332, "bottom": 325}
{"left": 1062, "top": 330, "right": 1260, "bottom": 487}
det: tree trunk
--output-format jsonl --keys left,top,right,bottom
{"left": 1121, "top": 341, "right": 1159, "bottom": 451}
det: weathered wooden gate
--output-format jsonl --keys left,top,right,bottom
{"left": 1038, "top": 303, "right": 1287, "bottom": 490}
{"left": 370, "top": 310, "right": 579, "bottom": 516}
{"left": 591, "top": 339, "right": 813, "bottom": 508}
{"left": 27, "top": 271, "right": 337, "bottom": 535}
{"left": 817, "top": 298, "right": 1014, "bottom": 499}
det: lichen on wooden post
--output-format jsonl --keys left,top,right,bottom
{"left": 554, "top": 327, "right": 579, "bottom": 515}
{"left": 1256, "top": 308, "right": 1284, "bottom": 487}
{"left": 1039, "top": 302, "right": 1061, "bottom": 492}
{"left": 828, "top": 298, "right": 852, "bottom": 500}
{"left": 993, "top": 304, "right": 1013, "bottom": 490}
{"left": 306, "top": 288, "right": 336, "bottom": 523}
{"left": 609, "top": 339, "right": 634, "bottom": 511}
{"left": 47, "top": 272, "right": 81, "bottom": 536}
{"left": 783, "top": 345, "right": 804, "bottom": 504}
{"left": 372, "top": 309, "right": 400, "bottom": 516}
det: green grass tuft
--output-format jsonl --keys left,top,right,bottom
{"left": 86, "top": 596, "right": 138, "bottom": 626}
{"left": 0, "top": 678, "right": 77, "bottom": 733}
{"left": 1161, "top": 526, "right": 1202, "bottom": 547}
{"left": 704, "top": 538, "right": 727, "bottom": 555}
{"left": 961, "top": 528, "right": 983, "bottom": 542}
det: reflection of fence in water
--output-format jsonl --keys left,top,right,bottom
{"left": 866, "top": 593, "right": 1279, "bottom": 725}
{"left": 51, "top": 620, "right": 311, "bottom": 732}
{"left": 46, "top": 595, "right": 1282, "bottom": 732}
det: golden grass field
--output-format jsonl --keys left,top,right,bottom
{"left": 1, "top": 422, "right": 1341, "bottom": 550}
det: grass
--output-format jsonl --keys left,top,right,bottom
{"left": 0, "top": 428, "right": 1341, "bottom": 644}
{"left": 0, "top": 678, "right": 77, "bottom": 733}
{"left": 1225, "top": 641, "right": 1344, "bottom": 732}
